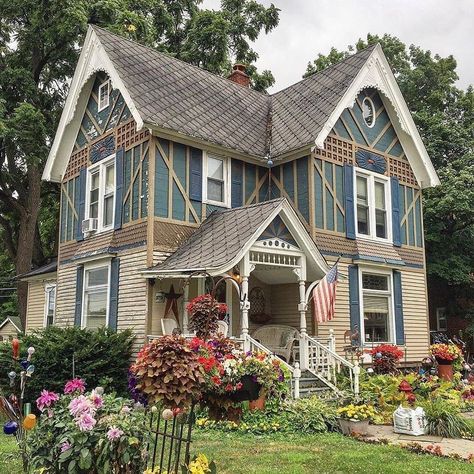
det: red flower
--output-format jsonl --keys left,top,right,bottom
{"left": 225, "top": 383, "right": 233, "bottom": 392}
{"left": 236, "top": 382, "right": 243, "bottom": 390}
{"left": 212, "top": 376, "right": 222, "bottom": 386}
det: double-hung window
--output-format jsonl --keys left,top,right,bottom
{"left": 203, "top": 154, "right": 229, "bottom": 206}
{"left": 82, "top": 264, "right": 109, "bottom": 329}
{"left": 86, "top": 158, "right": 115, "bottom": 232}
{"left": 44, "top": 284, "right": 56, "bottom": 327}
{"left": 98, "top": 81, "right": 110, "bottom": 111}
{"left": 360, "top": 270, "right": 394, "bottom": 343}
{"left": 355, "top": 170, "right": 390, "bottom": 240}
{"left": 436, "top": 307, "right": 447, "bottom": 331}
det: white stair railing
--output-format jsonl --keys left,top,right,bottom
{"left": 302, "top": 333, "right": 360, "bottom": 395}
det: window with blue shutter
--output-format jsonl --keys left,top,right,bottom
{"left": 76, "top": 168, "right": 87, "bottom": 241}
{"left": 344, "top": 165, "right": 356, "bottom": 239}
{"left": 189, "top": 148, "right": 202, "bottom": 201}
{"left": 391, "top": 177, "right": 401, "bottom": 247}
{"left": 114, "top": 147, "right": 124, "bottom": 230}
{"left": 74, "top": 265, "right": 84, "bottom": 326}
{"left": 348, "top": 265, "right": 360, "bottom": 345}
{"left": 231, "top": 159, "right": 243, "bottom": 208}
{"left": 393, "top": 270, "right": 405, "bottom": 345}
{"left": 108, "top": 258, "right": 120, "bottom": 331}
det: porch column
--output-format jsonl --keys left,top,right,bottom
{"left": 294, "top": 260, "right": 308, "bottom": 370}
{"left": 182, "top": 281, "right": 189, "bottom": 334}
{"left": 240, "top": 254, "right": 253, "bottom": 351}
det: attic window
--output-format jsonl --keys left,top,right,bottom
{"left": 98, "top": 81, "right": 110, "bottom": 111}
{"left": 362, "top": 97, "right": 375, "bottom": 128}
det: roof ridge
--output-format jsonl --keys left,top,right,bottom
{"left": 271, "top": 43, "right": 378, "bottom": 98}
{"left": 90, "top": 25, "right": 269, "bottom": 99}
{"left": 212, "top": 198, "right": 285, "bottom": 215}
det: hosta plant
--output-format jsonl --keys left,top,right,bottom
{"left": 131, "top": 336, "right": 205, "bottom": 408}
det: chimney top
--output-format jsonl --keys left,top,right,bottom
{"left": 228, "top": 64, "right": 250, "bottom": 88}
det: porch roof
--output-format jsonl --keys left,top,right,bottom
{"left": 143, "top": 198, "right": 330, "bottom": 279}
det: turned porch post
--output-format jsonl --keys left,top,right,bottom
{"left": 240, "top": 254, "right": 253, "bottom": 351}
{"left": 294, "top": 259, "right": 308, "bottom": 370}
{"left": 182, "top": 280, "right": 190, "bottom": 334}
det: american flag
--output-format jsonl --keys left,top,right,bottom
{"left": 312, "top": 264, "right": 338, "bottom": 323}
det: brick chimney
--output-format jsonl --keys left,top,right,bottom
{"left": 228, "top": 64, "right": 250, "bottom": 87}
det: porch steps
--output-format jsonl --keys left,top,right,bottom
{"left": 296, "top": 370, "right": 335, "bottom": 398}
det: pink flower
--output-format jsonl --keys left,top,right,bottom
{"left": 36, "top": 390, "right": 60, "bottom": 412}
{"left": 76, "top": 413, "right": 96, "bottom": 432}
{"left": 107, "top": 426, "right": 124, "bottom": 441}
{"left": 60, "top": 441, "right": 71, "bottom": 452}
{"left": 120, "top": 405, "right": 131, "bottom": 414}
{"left": 90, "top": 390, "right": 104, "bottom": 409}
{"left": 69, "top": 395, "right": 95, "bottom": 417}
{"left": 64, "top": 378, "right": 86, "bottom": 395}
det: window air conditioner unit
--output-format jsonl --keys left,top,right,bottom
{"left": 82, "top": 218, "right": 98, "bottom": 233}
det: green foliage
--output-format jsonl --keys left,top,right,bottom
{"left": 286, "top": 396, "right": 339, "bottom": 433}
{"left": 28, "top": 391, "right": 148, "bottom": 474}
{"left": 0, "top": 326, "right": 134, "bottom": 401}
{"left": 420, "top": 398, "right": 470, "bottom": 438}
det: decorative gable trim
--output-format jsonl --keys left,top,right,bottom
{"left": 314, "top": 44, "right": 439, "bottom": 189}
{"left": 43, "top": 26, "right": 144, "bottom": 183}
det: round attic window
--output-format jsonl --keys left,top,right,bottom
{"left": 362, "top": 97, "right": 376, "bottom": 128}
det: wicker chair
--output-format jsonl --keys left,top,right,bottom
{"left": 251, "top": 325, "right": 300, "bottom": 362}
{"left": 216, "top": 320, "right": 229, "bottom": 337}
{"left": 161, "top": 318, "right": 179, "bottom": 335}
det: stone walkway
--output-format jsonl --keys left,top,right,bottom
{"left": 366, "top": 425, "right": 474, "bottom": 460}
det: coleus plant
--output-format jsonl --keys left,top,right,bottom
{"left": 186, "top": 294, "right": 227, "bottom": 340}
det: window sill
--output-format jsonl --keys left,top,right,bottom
{"left": 203, "top": 199, "right": 230, "bottom": 209}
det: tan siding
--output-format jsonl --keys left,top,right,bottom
{"left": 269, "top": 283, "right": 300, "bottom": 328}
{"left": 26, "top": 281, "right": 47, "bottom": 331}
{"left": 56, "top": 264, "right": 78, "bottom": 327}
{"left": 0, "top": 321, "right": 20, "bottom": 339}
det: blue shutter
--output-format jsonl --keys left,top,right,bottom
{"left": 108, "top": 258, "right": 120, "bottom": 331}
{"left": 114, "top": 147, "right": 124, "bottom": 230}
{"left": 189, "top": 148, "right": 202, "bottom": 201}
{"left": 74, "top": 265, "right": 84, "bottom": 327}
{"left": 391, "top": 176, "right": 401, "bottom": 247}
{"left": 393, "top": 270, "right": 405, "bottom": 345}
{"left": 76, "top": 168, "right": 87, "bottom": 241}
{"left": 344, "top": 164, "right": 356, "bottom": 239}
{"left": 231, "top": 159, "right": 243, "bottom": 208}
{"left": 348, "top": 265, "right": 360, "bottom": 345}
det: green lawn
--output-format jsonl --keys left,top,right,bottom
{"left": 0, "top": 431, "right": 472, "bottom": 473}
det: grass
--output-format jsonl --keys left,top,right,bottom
{"left": 0, "top": 430, "right": 472, "bottom": 473}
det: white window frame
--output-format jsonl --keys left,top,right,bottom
{"left": 436, "top": 307, "right": 447, "bottom": 332}
{"left": 202, "top": 152, "right": 231, "bottom": 208}
{"left": 85, "top": 156, "right": 116, "bottom": 233}
{"left": 43, "top": 283, "right": 57, "bottom": 328}
{"left": 354, "top": 168, "right": 392, "bottom": 243}
{"left": 81, "top": 260, "right": 111, "bottom": 329}
{"left": 362, "top": 96, "right": 376, "bottom": 128}
{"left": 98, "top": 81, "right": 110, "bottom": 112}
{"left": 359, "top": 266, "right": 396, "bottom": 345}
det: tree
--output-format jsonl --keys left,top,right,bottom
{"left": 0, "top": 0, "right": 280, "bottom": 325}
{"left": 305, "top": 34, "right": 474, "bottom": 326}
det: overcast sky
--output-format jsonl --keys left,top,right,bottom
{"left": 202, "top": 0, "right": 473, "bottom": 93}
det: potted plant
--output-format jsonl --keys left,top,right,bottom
{"left": 337, "top": 404, "right": 377, "bottom": 436}
{"left": 429, "top": 344, "right": 463, "bottom": 381}
{"left": 369, "top": 344, "right": 404, "bottom": 374}
{"left": 186, "top": 294, "right": 227, "bottom": 340}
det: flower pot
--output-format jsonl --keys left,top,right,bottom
{"left": 339, "top": 418, "right": 370, "bottom": 436}
{"left": 436, "top": 361, "right": 454, "bottom": 381}
{"left": 229, "top": 375, "right": 261, "bottom": 402}
{"left": 249, "top": 393, "right": 266, "bottom": 411}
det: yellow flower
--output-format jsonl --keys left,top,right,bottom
{"left": 127, "top": 24, "right": 137, "bottom": 32}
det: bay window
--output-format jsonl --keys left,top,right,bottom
{"left": 82, "top": 264, "right": 109, "bottom": 329}
{"left": 86, "top": 157, "right": 115, "bottom": 232}
{"left": 355, "top": 169, "right": 390, "bottom": 240}
{"left": 203, "top": 154, "right": 229, "bottom": 206}
{"left": 360, "top": 270, "right": 394, "bottom": 343}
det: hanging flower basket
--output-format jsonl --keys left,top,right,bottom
{"left": 228, "top": 375, "right": 261, "bottom": 402}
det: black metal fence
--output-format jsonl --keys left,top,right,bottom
{"left": 145, "top": 403, "right": 196, "bottom": 473}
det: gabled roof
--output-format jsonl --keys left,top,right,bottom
{"left": 44, "top": 26, "right": 439, "bottom": 188}
{"left": 18, "top": 260, "right": 57, "bottom": 280}
{"left": 142, "top": 198, "right": 329, "bottom": 279}
{"left": 0, "top": 316, "right": 22, "bottom": 333}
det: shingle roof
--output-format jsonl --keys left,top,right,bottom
{"left": 18, "top": 260, "right": 57, "bottom": 279}
{"left": 92, "top": 26, "right": 376, "bottom": 159}
{"left": 0, "top": 316, "right": 22, "bottom": 331}
{"left": 152, "top": 199, "right": 284, "bottom": 273}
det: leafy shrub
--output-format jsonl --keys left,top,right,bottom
{"left": 186, "top": 294, "right": 227, "bottom": 339}
{"left": 131, "top": 335, "right": 205, "bottom": 408}
{"left": 286, "top": 397, "right": 339, "bottom": 433}
{"left": 420, "top": 398, "right": 470, "bottom": 438}
{"left": 369, "top": 344, "right": 404, "bottom": 374}
{"left": 28, "top": 382, "right": 148, "bottom": 474}
{"left": 0, "top": 327, "right": 134, "bottom": 402}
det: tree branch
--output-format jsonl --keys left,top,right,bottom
{"left": 0, "top": 215, "right": 17, "bottom": 261}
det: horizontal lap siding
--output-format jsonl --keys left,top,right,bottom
{"left": 26, "top": 281, "right": 47, "bottom": 331}
{"left": 56, "top": 264, "right": 78, "bottom": 327}
{"left": 269, "top": 284, "right": 300, "bottom": 328}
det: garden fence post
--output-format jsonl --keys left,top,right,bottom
{"left": 293, "top": 362, "right": 301, "bottom": 399}
{"left": 353, "top": 361, "right": 360, "bottom": 396}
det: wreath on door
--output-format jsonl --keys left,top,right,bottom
{"left": 249, "top": 287, "right": 271, "bottom": 324}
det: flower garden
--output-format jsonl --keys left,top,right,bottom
{"left": 1, "top": 298, "right": 474, "bottom": 472}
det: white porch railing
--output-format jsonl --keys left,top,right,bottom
{"left": 301, "top": 333, "right": 360, "bottom": 395}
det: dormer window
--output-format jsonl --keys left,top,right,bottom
{"left": 98, "top": 81, "right": 110, "bottom": 111}
{"left": 203, "top": 153, "right": 230, "bottom": 207}
{"left": 362, "top": 97, "right": 375, "bottom": 128}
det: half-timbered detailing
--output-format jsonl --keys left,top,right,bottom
{"left": 399, "top": 184, "right": 423, "bottom": 247}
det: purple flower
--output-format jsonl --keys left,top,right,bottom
{"left": 64, "top": 378, "right": 86, "bottom": 395}
{"left": 107, "top": 426, "right": 124, "bottom": 441}
{"left": 69, "top": 395, "right": 95, "bottom": 417}
{"left": 60, "top": 441, "right": 71, "bottom": 453}
{"left": 90, "top": 390, "right": 104, "bottom": 409}
{"left": 128, "top": 371, "right": 148, "bottom": 406}
{"left": 76, "top": 413, "right": 96, "bottom": 432}
{"left": 36, "top": 390, "right": 60, "bottom": 412}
